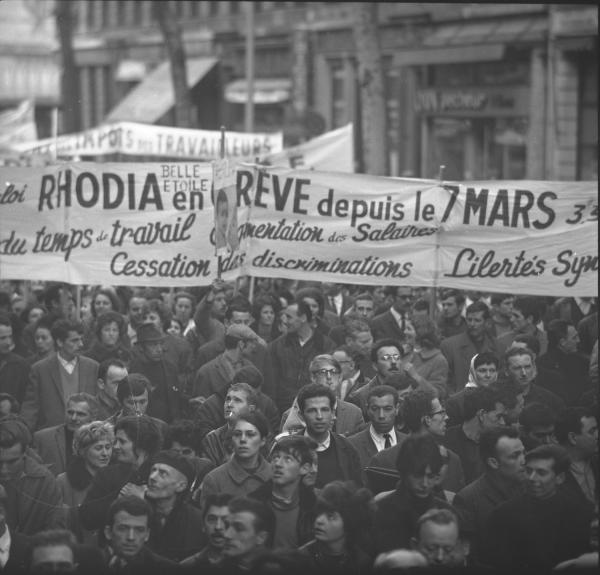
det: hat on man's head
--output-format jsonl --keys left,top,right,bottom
{"left": 136, "top": 323, "right": 164, "bottom": 343}
{"left": 226, "top": 324, "right": 266, "bottom": 346}
{"left": 151, "top": 450, "right": 195, "bottom": 487}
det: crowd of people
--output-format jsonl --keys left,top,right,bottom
{"left": 0, "top": 279, "right": 597, "bottom": 573}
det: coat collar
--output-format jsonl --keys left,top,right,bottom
{"left": 226, "top": 455, "right": 271, "bottom": 485}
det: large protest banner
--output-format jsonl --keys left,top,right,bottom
{"left": 0, "top": 162, "right": 597, "bottom": 296}
{"left": 12, "top": 122, "right": 283, "bottom": 160}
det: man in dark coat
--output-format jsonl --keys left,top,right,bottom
{"left": 487, "top": 444, "right": 593, "bottom": 570}
{"left": 370, "top": 286, "right": 414, "bottom": 342}
{"left": 373, "top": 433, "right": 453, "bottom": 553}
{"left": 452, "top": 426, "right": 527, "bottom": 567}
{"left": 0, "top": 314, "right": 29, "bottom": 405}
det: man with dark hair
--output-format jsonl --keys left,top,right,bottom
{"left": 340, "top": 317, "right": 376, "bottom": 380}
{"left": 95, "top": 358, "right": 128, "bottom": 420}
{"left": 269, "top": 301, "right": 335, "bottom": 413}
{"left": 222, "top": 496, "right": 276, "bottom": 570}
{"left": 348, "top": 385, "right": 406, "bottom": 474}
{"left": 21, "top": 319, "right": 99, "bottom": 431}
{"left": 443, "top": 386, "right": 508, "bottom": 483}
{"left": 538, "top": 319, "right": 591, "bottom": 405}
{"left": 79, "top": 415, "right": 163, "bottom": 533}
{"left": 33, "top": 392, "right": 97, "bottom": 476}
{"left": 412, "top": 508, "right": 470, "bottom": 567}
{"left": 0, "top": 314, "right": 30, "bottom": 406}
{"left": 180, "top": 493, "right": 232, "bottom": 568}
{"left": 249, "top": 435, "right": 318, "bottom": 549}
{"left": 519, "top": 401, "right": 558, "bottom": 451}
{"left": 440, "top": 301, "right": 497, "bottom": 394}
{"left": 489, "top": 293, "right": 515, "bottom": 339}
{"left": 125, "top": 294, "right": 148, "bottom": 346}
{"left": 104, "top": 495, "right": 177, "bottom": 569}
{"left": 0, "top": 417, "right": 65, "bottom": 535}
{"left": 555, "top": 407, "right": 598, "bottom": 509}
{"left": 296, "top": 383, "right": 362, "bottom": 488}
{"left": 368, "top": 388, "right": 465, "bottom": 495}
{"left": 42, "top": 284, "right": 74, "bottom": 320}
{"left": 496, "top": 296, "right": 548, "bottom": 358}
{"left": 129, "top": 323, "right": 182, "bottom": 424}
{"left": 374, "top": 433, "right": 453, "bottom": 552}
{"left": 504, "top": 346, "right": 564, "bottom": 414}
{"left": 437, "top": 289, "right": 467, "bottom": 339}
{"left": 452, "top": 426, "right": 527, "bottom": 567}
{"left": 487, "top": 444, "right": 593, "bottom": 570}
{"left": 332, "top": 346, "right": 368, "bottom": 400}
{"left": 145, "top": 450, "right": 205, "bottom": 561}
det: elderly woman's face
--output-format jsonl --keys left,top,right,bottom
{"left": 83, "top": 438, "right": 113, "bottom": 470}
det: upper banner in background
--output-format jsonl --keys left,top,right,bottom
{"left": 12, "top": 122, "right": 283, "bottom": 160}
{"left": 0, "top": 162, "right": 597, "bottom": 295}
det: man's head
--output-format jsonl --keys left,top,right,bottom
{"left": 366, "top": 385, "right": 400, "bottom": 435}
{"left": 353, "top": 292, "right": 375, "bottom": 320}
{"left": 403, "top": 388, "right": 447, "bottom": 438}
{"left": 547, "top": 319, "right": 580, "bottom": 354}
{"left": 470, "top": 352, "right": 499, "bottom": 388}
{"left": 462, "top": 387, "right": 507, "bottom": 429}
{"left": 146, "top": 450, "right": 195, "bottom": 501}
{"left": 224, "top": 324, "right": 264, "bottom": 359}
{"left": 231, "top": 411, "right": 269, "bottom": 462}
{"left": 524, "top": 444, "right": 569, "bottom": 500}
{"left": 440, "top": 289, "right": 465, "bottom": 321}
{"left": 105, "top": 496, "right": 152, "bottom": 561}
{"left": 0, "top": 419, "right": 27, "bottom": 483}
{"left": 283, "top": 301, "right": 311, "bottom": 335}
{"left": 225, "top": 296, "right": 254, "bottom": 328}
{"left": 510, "top": 297, "right": 541, "bottom": 334}
{"left": 51, "top": 319, "right": 84, "bottom": 361}
{"left": 413, "top": 508, "right": 468, "bottom": 567}
{"left": 490, "top": 293, "right": 515, "bottom": 321}
{"left": 127, "top": 296, "right": 148, "bottom": 329}
{"left": 112, "top": 415, "right": 162, "bottom": 466}
{"left": 297, "top": 384, "right": 336, "bottom": 438}
{"left": 136, "top": 323, "right": 164, "bottom": 362}
{"left": 479, "top": 426, "right": 526, "bottom": 482}
{"left": 332, "top": 347, "right": 358, "bottom": 381}
{"left": 269, "top": 435, "right": 317, "bottom": 488}
{"left": 555, "top": 407, "right": 598, "bottom": 459}
{"left": 117, "top": 373, "right": 150, "bottom": 416}
{"left": 164, "top": 419, "right": 203, "bottom": 458}
{"left": 344, "top": 319, "right": 374, "bottom": 358}
{"left": 465, "top": 301, "right": 490, "bottom": 341}
{"left": 224, "top": 383, "right": 258, "bottom": 421}
{"left": 504, "top": 347, "right": 537, "bottom": 389}
{"left": 43, "top": 284, "right": 73, "bottom": 318}
{"left": 223, "top": 497, "right": 275, "bottom": 561}
{"left": 391, "top": 286, "right": 414, "bottom": 314}
{"left": 97, "top": 359, "right": 128, "bottom": 401}
{"left": 371, "top": 338, "right": 403, "bottom": 380}
{"left": 64, "top": 393, "right": 97, "bottom": 432}
{"left": 203, "top": 493, "right": 233, "bottom": 552}
{"left": 309, "top": 354, "right": 342, "bottom": 391}
{"left": 0, "top": 315, "right": 13, "bottom": 357}
{"left": 519, "top": 402, "right": 557, "bottom": 450}
{"left": 27, "top": 529, "right": 78, "bottom": 573}
{"left": 395, "top": 433, "right": 443, "bottom": 499}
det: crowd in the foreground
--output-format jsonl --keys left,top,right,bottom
{"left": 0, "top": 279, "right": 597, "bottom": 573}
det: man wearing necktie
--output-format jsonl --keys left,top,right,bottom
{"left": 371, "top": 287, "right": 414, "bottom": 342}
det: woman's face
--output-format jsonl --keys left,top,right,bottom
{"left": 100, "top": 321, "right": 120, "bottom": 347}
{"left": 167, "top": 320, "right": 182, "bottom": 337}
{"left": 314, "top": 510, "right": 345, "bottom": 546}
{"left": 231, "top": 420, "right": 264, "bottom": 461}
{"left": 34, "top": 327, "right": 54, "bottom": 355}
{"left": 174, "top": 297, "right": 193, "bottom": 322}
{"left": 27, "top": 307, "right": 44, "bottom": 325}
{"left": 303, "top": 297, "right": 321, "bottom": 319}
{"left": 259, "top": 304, "right": 275, "bottom": 326}
{"left": 94, "top": 294, "right": 113, "bottom": 316}
{"left": 84, "top": 438, "right": 112, "bottom": 470}
{"left": 474, "top": 363, "right": 498, "bottom": 387}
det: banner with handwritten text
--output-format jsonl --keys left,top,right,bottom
{"left": 0, "top": 163, "right": 597, "bottom": 295}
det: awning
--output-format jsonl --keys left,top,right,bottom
{"left": 393, "top": 15, "right": 546, "bottom": 66}
{"left": 225, "top": 78, "right": 291, "bottom": 104}
{"left": 106, "top": 56, "right": 217, "bottom": 123}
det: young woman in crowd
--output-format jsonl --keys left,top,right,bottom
{"left": 82, "top": 310, "right": 130, "bottom": 365}
{"left": 251, "top": 294, "right": 282, "bottom": 343}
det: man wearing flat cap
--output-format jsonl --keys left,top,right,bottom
{"left": 144, "top": 450, "right": 205, "bottom": 561}
{"left": 191, "top": 324, "right": 266, "bottom": 404}
{"left": 129, "top": 323, "right": 182, "bottom": 424}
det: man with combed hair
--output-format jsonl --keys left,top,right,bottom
{"left": 452, "top": 426, "right": 526, "bottom": 567}
{"left": 518, "top": 401, "right": 558, "bottom": 451}
{"left": 33, "top": 392, "right": 98, "bottom": 476}
{"left": 371, "top": 286, "right": 414, "bottom": 341}
{"left": 412, "top": 508, "right": 470, "bottom": 567}
{"left": 487, "top": 444, "right": 594, "bottom": 570}
{"left": 437, "top": 289, "right": 467, "bottom": 340}
{"left": 496, "top": 296, "right": 548, "bottom": 358}
{"left": 95, "top": 358, "right": 128, "bottom": 421}
{"left": 21, "top": 319, "right": 99, "bottom": 431}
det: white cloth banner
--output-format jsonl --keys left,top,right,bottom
{"left": 12, "top": 122, "right": 283, "bottom": 160}
{"left": 0, "top": 163, "right": 597, "bottom": 295}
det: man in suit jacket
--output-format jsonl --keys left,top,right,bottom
{"left": 322, "top": 282, "right": 355, "bottom": 319}
{"left": 32, "top": 392, "right": 98, "bottom": 476}
{"left": 371, "top": 286, "right": 414, "bottom": 342}
{"left": 20, "top": 319, "right": 99, "bottom": 431}
{"left": 440, "top": 301, "right": 497, "bottom": 394}
{"left": 348, "top": 385, "right": 407, "bottom": 481}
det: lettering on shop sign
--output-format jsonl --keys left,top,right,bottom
{"left": 415, "top": 90, "right": 488, "bottom": 113}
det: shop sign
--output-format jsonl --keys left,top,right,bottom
{"left": 551, "top": 7, "right": 598, "bottom": 37}
{"left": 415, "top": 87, "right": 528, "bottom": 116}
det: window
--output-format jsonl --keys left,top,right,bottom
{"left": 331, "top": 60, "right": 346, "bottom": 128}
{"left": 578, "top": 54, "right": 597, "bottom": 180}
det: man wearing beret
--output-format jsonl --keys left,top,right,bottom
{"left": 129, "top": 323, "right": 182, "bottom": 424}
{"left": 144, "top": 450, "right": 205, "bottom": 561}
